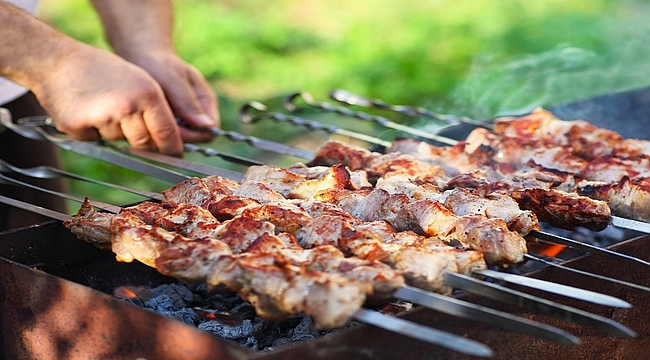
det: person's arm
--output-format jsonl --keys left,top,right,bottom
{"left": 0, "top": 2, "right": 184, "bottom": 155}
{"left": 90, "top": 0, "right": 220, "bottom": 142}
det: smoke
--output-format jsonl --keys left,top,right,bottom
{"left": 441, "top": 1, "right": 650, "bottom": 121}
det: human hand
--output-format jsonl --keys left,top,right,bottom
{"left": 33, "top": 44, "right": 184, "bottom": 156}
{"left": 124, "top": 48, "right": 220, "bottom": 143}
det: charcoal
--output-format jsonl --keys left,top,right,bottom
{"left": 151, "top": 283, "right": 195, "bottom": 309}
{"left": 164, "top": 308, "right": 199, "bottom": 326}
{"left": 199, "top": 319, "right": 255, "bottom": 340}
{"left": 144, "top": 294, "right": 176, "bottom": 312}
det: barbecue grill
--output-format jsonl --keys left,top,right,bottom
{"left": 2, "top": 86, "right": 650, "bottom": 359}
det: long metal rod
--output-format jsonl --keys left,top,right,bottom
{"left": 239, "top": 102, "right": 393, "bottom": 147}
{"left": 352, "top": 308, "right": 494, "bottom": 357}
{"left": 178, "top": 116, "right": 316, "bottom": 160}
{"left": 529, "top": 230, "right": 650, "bottom": 267}
{"left": 393, "top": 285, "right": 580, "bottom": 344}
{"left": 328, "top": 89, "right": 495, "bottom": 129}
{"left": 284, "top": 92, "right": 459, "bottom": 145}
{"left": 0, "top": 158, "right": 163, "bottom": 202}
{"left": 107, "top": 144, "right": 246, "bottom": 182}
{"left": 525, "top": 253, "right": 650, "bottom": 293}
{"left": 0, "top": 115, "right": 189, "bottom": 184}
{"left": 444, "top": 272, "right": 636, "bottom": 338}
{"left": 474, "top": 268, "right": 631, "bottom": 307}
{"left": 0, "top": 173, "right": 121, "bottom": 214}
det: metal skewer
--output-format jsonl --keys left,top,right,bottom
{"left": 240, "top": 101, "right": 393, "bottom": 147}
{"left": 0, "top": 158, "right": 163, "bottom": 202}
{"left": 444, "top": 272, "right": 636, "bottom": 338}
{"left": 284, "top": 92, "right": 459, "bottom": 145}
{"left": 525, "top": 253, "right": 650, "bottom": 293}
{"left": 529, "top": 231, "right": 650, "bottom": 267}
{"left": 328, "top": 89, "right": 495, "bottom": 129}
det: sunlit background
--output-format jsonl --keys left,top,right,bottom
{"left": 37, "top": 0, "right": 650, "bottom": 205}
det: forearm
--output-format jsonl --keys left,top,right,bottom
{"left": 90, "top": 0, "right": 176, "bottom": 60}
{"left": 0, "top": 3, "right": 83, "bottom": 91}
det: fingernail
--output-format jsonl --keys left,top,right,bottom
{"left": 193, "top": 114, "right": 217, "bottom": 127}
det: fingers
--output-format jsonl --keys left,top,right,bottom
{"left": 119, "top": 87, "right": 183, "bottom": 156}
{"left": 141, "top": 103, "right": 183, "bottom": 156}
{"left": 156, "top": 63, "right": 220, "bottom": 142}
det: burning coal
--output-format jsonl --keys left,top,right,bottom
{"left": 114, "top": 283, "right": 362, "bottom": 351}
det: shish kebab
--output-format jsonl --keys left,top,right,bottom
{"left": 240, "top": 101, "right": 650, "bottom": 236}
{"left": 2, "top": 172, "right": 628, "bottom": 350}
{"left": 329, "top": 88, "right": 650, "bottom": 161}
{"left": 0, "top": 144, "right": 630, "bottom": 336}
{"left": 18, "top": 197, "right": 491, "bottom": 355}
{"left": 0, "top": 156, "right": 639, "bottom": 311}
{"left": 6, "top": 114, "right": 640, "bottom": 282}
{"left": 0, "top": 154, "right": 636, "bottom": 338}
{"left": 58, "top": 167, "right": 632, "bottom": 339}
{"left": 303, "top": 91, "right": 650, "bottom": 223}
{"left": 0, "top": 149, "right": 621, "bottom": 344}
{"left": 12, "top": 108, "right": 649, "bottom": 283}
{"left": 13, "top": 108, "right": 646, "bottom": 273}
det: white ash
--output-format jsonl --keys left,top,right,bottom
{"left": 200, "top": 319, "right": 255, "bottom": 339}
{"left": 117, "top": 282, "right": 361, "bottom": 351}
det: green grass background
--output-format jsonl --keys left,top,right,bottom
{"left": 37, "top": 0, "right": 650, "bottom": 206}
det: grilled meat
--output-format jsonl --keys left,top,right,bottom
{"left": 224, "top": 165, "right": 523, "bottom": 265}
{"left": 65, "top": 199, "right": 374, "bottom": 329}
{"left": 387, "top": 135, "right": 644, "bottom": 222}
{"left": 493, "top": 107, "right": 624, "bottom": 160}
{"left": 577, "top": 177, "right": 650, "bottom": 222}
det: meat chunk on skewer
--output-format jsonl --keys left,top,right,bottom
{"left": 493, "top": 107, "right": 624, "bottom": 160}
{"left": 577, "top": 177, "right": 650, "bottom": 222}
{"left": 65, "top": 199, "right": 370, "bottom": 330}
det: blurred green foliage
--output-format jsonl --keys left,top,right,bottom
{"left": 37, "top": 0, "right": 650, "bottom": 205}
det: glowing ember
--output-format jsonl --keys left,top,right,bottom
{"left": 538, "top": 244, "right": 566, "bottom": 258}
{"left": 114, "top": 286, "right": 138, "bottom": 299}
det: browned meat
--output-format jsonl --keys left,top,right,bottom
{"left": 233, "top": 180, "right": 287, "bottom": 203}
{"left": 162, "top": 176, "right": 238, "bottom": 207}
{"left": 442, "top": 187, "right": 540, "bottom": 237}
{"left": 577, "top": 177, "right": 650, "bottom": 222}
{"left": 465, "top": 127, "right": 589, "bottom": 175}
{"left": 388, "top": 138, "right": 483, "bottom": 176}
{"left": 493, "top": 108, "right": 623, "bottom": 160}
{"left": 581, "top": 156, "right": 650, "bottom": 183}
{"left": 510, "top": 188, "right": 611, "bottom": 231}
{"left": 65, "top": 201, "right": 370, "bottom": 330}
{"left": 612, "top": 138, "right": 650, "bottom": 159}
{"left": 207, "top": 195, "right": 260, "bottom": 221}
{"left": 63, "top": 198, "right": 112, "bottom": 250}
{"left": 308, "top": 140, "right": 379, "bottom": 170}
{"left": 241, "top": 201, "right": 313, "bottom": 236}
{"left": 207, "top": 251, "right": 368, "bottom": 329}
